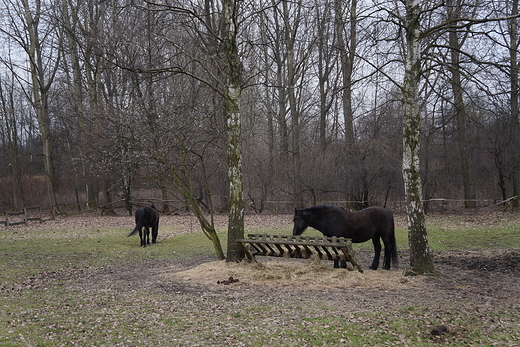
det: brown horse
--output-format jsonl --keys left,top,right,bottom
{"left": 293, "top": 205, "right": 398, "bottom": 270}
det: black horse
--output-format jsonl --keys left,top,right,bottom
{"left": 128, "top": 205, "right": 159, "bottom": 247}
{"left": 293, "top": 205, "right": 398, "bottom": 270}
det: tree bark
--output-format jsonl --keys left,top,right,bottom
{"left": 222, "top": 0, "right": 245, "bottom": 262}
{"left": 402, "top": 0, "right": 435, "bottom": 275}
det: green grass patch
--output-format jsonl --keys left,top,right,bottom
{"left": 427, "top": 223, "right": 520, "bottom": 250}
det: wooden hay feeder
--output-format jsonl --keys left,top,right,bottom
{"left": 236, "top": 234, "right": 362, "bottom": 272}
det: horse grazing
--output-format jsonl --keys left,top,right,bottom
{"left": 293, "top": 205, "right": 398, "bottom": 270}
{"left": 128, "top": 205, "right": 160, "bottom": 247}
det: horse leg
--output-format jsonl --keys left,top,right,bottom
{"left": 370, "top": 236, "right": 382, "bottom": 270}
{"left": 151, "top": 226, "right": 158, "bottom": 244}
{"left": 139, "top": 228, "right": 146, "bottom": 247}
{"left": 145, "top": 227, "right": 150, "bottom": 245}
{"left": 381, "top": 237, "right": 393, "bottom": 270}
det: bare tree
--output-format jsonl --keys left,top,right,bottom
{"left": 0, "top": 75, "right": 21, "bottom": 210}
{"left": 401, "top": 0, "right": 435, "bottom": 275}
{"left": 281, "top": 0, "right": 305, "bottom": 206}
{"left": 60, "top": 0, "right": 97, "bottom": 208}
{"left": 447, "top": 0, "right": 477, "bottom": 208}
{"left": 0, "top": 0, "right": 62, "bottom": 214}
{"left": 509, "top": 0, "right": 520, "bottom": 208}
{"left": 315, "top": 0, "right": 337, "bottom": 150}
{"left": 335, "top": 0, "right": 357, "bottom": 150}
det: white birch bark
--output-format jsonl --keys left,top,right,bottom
{"left": 402, "top": 0, "right": 435, "bottom": 275}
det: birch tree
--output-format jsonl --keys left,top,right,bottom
{"left": 402, "top": 0, "right": 435, "bottom": 275}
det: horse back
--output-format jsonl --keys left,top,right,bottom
{"left": 135, "top": 206, "right": 159, "bottom": 227}
{"left": 367, "top": 206, "right": 394, "bottom": 231}
{"left": 340, "top": 206, "right": 394, "bottom": 242}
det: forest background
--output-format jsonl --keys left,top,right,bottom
{"left": 0, "top": 0, "right": 518, "bottom": 219}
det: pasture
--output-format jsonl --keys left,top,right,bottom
{"left": 1, "top": 211, "right": 519, "bottom": 346}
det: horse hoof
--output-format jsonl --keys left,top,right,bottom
{"left": 369, "top": 265, "right": 378, "bottom": 270}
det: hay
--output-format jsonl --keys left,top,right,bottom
{"left": 159, "top": 257, "right": 418, "bottom": 290}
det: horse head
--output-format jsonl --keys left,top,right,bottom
{"left": 292, "top": 208, "right": 309, "bottom": 235}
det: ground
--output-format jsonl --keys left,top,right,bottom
{"left": 115, "top": 243, "right": 520, "bottom": 345}
{"left": 3, "top": 212, "right": 520, "bottom": 345}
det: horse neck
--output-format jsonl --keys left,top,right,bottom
{"left": 305, "top": 213, "right": 328, "bottom": 235}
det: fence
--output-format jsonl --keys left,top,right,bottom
{"left": 1, "top": 196, "right": 516, "bottom": 227}
{"left": 0, "top": 207, "right": 43, "bottom": 226}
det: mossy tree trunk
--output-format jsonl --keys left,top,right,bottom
{"left": 222, "top": 0, "right": 244, "bottom": 262}
{"left": 402, "top": 0, "right": 435, "bottom": 275}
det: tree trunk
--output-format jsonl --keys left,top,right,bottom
{"left": 22, "top": 0, "right": 59, "bottom": 215}
{"left": 334, "top": 0, "right": 357, "bottom": 151}
{"left": 222, "top": 0, "right": 245, "bottom": 262}
{"left": 316, "top": 3, "right": 333, "bottom": 150}
{"left": 448, "top": 0, "right": 477, "bottom": 209}
{"left": 0, "top": 80, "right": 21, "bottom": 211}
{"left": 402, "top": 0, "right": 435, "bottom": 275}
{"left": 510, "top": 0, "right": 520, "bottom": 209}
{"left": 260, "top": 12, "right": 276, "bottom": 205}
{"left": 335, "top": 0, "right": 358, "bottom": 209}
{"left": 283, "top": 0, "right": 304, "bottom": 207}
{"left": 62, "top": 0, "right": 98, "bottom": 210}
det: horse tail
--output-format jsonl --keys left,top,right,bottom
{"left": 129, "top": 207, "right": 145, "bottom": 237}
{"left": 390, "top": 218, "right": 399, "bottom": 268}
{"left": 127, "top": 226, "right": 139, "bottom": 237}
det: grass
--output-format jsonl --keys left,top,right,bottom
{"left": 1, "top": 213, "right": 519, "bottom": 346}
